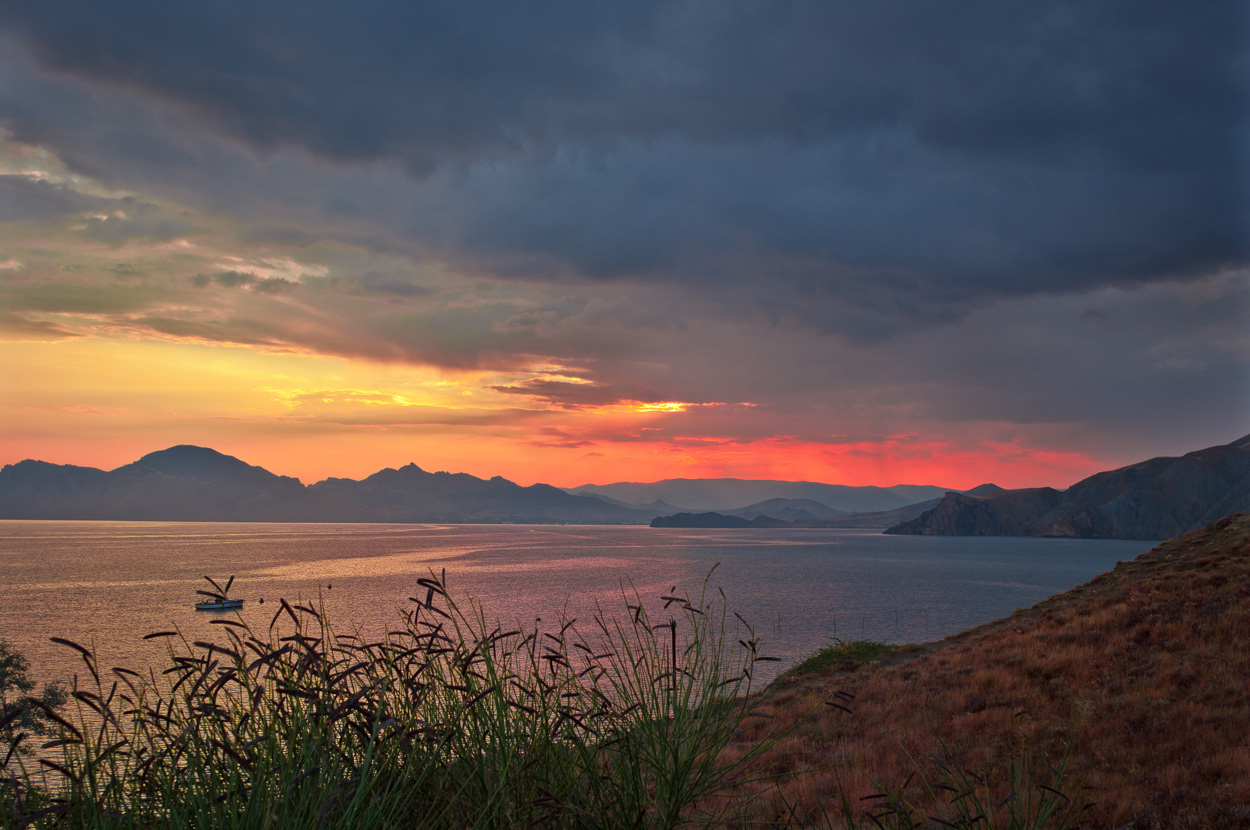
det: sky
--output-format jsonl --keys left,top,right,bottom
{"left": 1, "top": 1, "right": 1247, "bottom": 490}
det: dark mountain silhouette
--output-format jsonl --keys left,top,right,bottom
{"left": 308, "top": 463, "right": 650, "bottom": 524}
{"left": 119, "top": 445, "right": 287, "bottom": 483}
{"left": 963, "top": 483, "right": 1008, "bottom": 497}
{"left": 649, "top": 512, "right": 791, "bottom": 529}
{"left": 0, "top": 446, "right": 652, "bottom": 524}
{"left": 0, "top": 460, "right": 109, "bottom": 519}
{"left": 7, "top": 438, "right": 1242, "bottom": 535}
{"left": 0, "top": 446, "right": 310, "bottom": 521}
{"left": 887, "top": 436, "right": 1250, "bottom": 539}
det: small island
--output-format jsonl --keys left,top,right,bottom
{"left": 649, "top": 511, "right": 790, "bottom": 528}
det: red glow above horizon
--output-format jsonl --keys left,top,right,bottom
{"left": 0, "top": 430, "right": 1108, "bottom": 491}
{"left": 0, "top": 336, "right": 1112, "bottom": 491}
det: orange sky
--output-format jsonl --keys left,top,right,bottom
{"left": 0, "top": 337, "right": 1114, "bottom": 489}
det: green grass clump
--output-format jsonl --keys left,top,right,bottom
{"left": 785, "top": 639, "right": 901, "bottom": 678}
{"left": 1, "top": 571, "right": 784, "bottom": 829}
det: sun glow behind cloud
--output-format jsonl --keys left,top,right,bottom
{"left": 0, "top": 332, "right": 1112, "bottom": 489}
{"left": 0, "top": 336, "right": 752, "bottom": 485}
{"left": 1, "top": 7, "right": 1244, "bottom": 493}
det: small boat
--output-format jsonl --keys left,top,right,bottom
{"left": 194, "top": 597, "right": 243, "bottom": 611}
{"left": 195, "top": 575, "right": 243, "bottom": 611}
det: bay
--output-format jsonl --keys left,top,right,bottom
{"left": 0, "top": 521, "right": 1155, "bottom": 689}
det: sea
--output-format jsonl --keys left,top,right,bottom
{"left": 0, "top": 521, "right": 1156, "bottom": 690}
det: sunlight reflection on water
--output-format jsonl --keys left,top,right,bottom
{"left": 1, "top": 521, "right": 1155, "bottom": 689}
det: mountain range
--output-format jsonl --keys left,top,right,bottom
{"left": 885, "top": 435, "right": 1250, "bottom": 539}
{"left": 566, "top": 479, "right": 952, "bottom": 513}
{"left": 0, "top": 446, "right": 652, "bottom": 524}
{"left": 3, "top": 436, "right": 1245, "bottom": 537}
{"left": 0, "top": 445, "right": 959, "bottom": 525}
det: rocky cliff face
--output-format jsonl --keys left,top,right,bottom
{"left": 886, "top": 436, "right": 1250, "bottom": 539}
{"left": 886, "top": 488, "right": 1063, "bottom": 536}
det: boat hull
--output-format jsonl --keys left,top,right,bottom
{"left": 194, "top": 599, "right": 243, "bottom": 611}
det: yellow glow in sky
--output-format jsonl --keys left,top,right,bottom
{"left": 0, "top": 337, "right": 724, "bottom": 485}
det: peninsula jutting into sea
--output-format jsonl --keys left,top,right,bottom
{"left": 3, "top": 434, "right": 1247, "bottom": 538}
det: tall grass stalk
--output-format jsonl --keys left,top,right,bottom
{"left": 2, "top": 571, "right": 783, "bottom": 829}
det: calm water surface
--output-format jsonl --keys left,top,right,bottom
{"left": 0, "top": 521, "right": 1155, "bottom": 687}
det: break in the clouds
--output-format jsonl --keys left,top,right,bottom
{"left": 0, "top": 0, "right": 1246, "bottom": 485}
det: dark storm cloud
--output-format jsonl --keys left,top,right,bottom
{"left": 79, "top": 206, "right": 198, "bottom": 243}
{"left": 0, "top": 175, "right": 197, "bottom": 241}
{"left": 340, "top": 272, "right": 437, "bottom": 297}
{"left": 2, "top": 0, "right": 1245, "bottom": 318}
{"left": 234, "top": 225, "right": 318, "bottom": 247}
{"left": 3, "top": 276, "right": 170, "bottom": 315}
{"left": 191, "top": 270, "right": 298, "bottom": 292}
{"left": 0, "top": 175, "right": 111, "bottom": 222}
{"left": 489, "top": 379, "right": 647, "bottom": 410}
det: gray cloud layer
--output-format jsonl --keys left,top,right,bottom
{"left": 5, "top": 2, "right": 1245, "bottom": 303}
{"left": 1, "top": 0, "right": 1247, "bottom": 464}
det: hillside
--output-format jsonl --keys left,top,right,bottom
{"left": 734, "top": 513, "right": 1250, "bottom": 828}
{"left": 887, "top": 435, "right": 1250, "bottom": 539}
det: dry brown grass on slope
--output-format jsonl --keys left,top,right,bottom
{"left": 729, "top": 513, "right": 1250, "bottom": 829}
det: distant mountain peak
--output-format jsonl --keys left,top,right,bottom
{"left": 364, "top": 463, "right": 428, "bottom": 483}
{"left": 137, "top": 444, "right": 228, "bottom": 463}
{"left": 963, "top": 483, "right": 1007, "bottom": 497}
{"left": 127, "top": 445, "right": 265, "bottom": 482}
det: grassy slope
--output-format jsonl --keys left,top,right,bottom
{"left": 732, "top": 513, "right": 1250, "bottom": 829}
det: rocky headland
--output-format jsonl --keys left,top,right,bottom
{"left": 886, "top": 435, "right": 1250, "bottom": 539}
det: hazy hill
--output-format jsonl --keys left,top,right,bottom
{"left": 887, "top": 435, "right": 1250, "bottom": 539}
{"left": 566, "top": 479, "right": 952, "bottom": 513}
{"left": 570, "top": 492, "right": 698, "bottom": 515}
{"left": 720, "top": 497, "right": 845, "bottom": 522}
{"left": 0, "top": 446, "right": 652, "bottom": 524}
{"left": 796, "top": 497, "right": 943, "bottom": 528}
